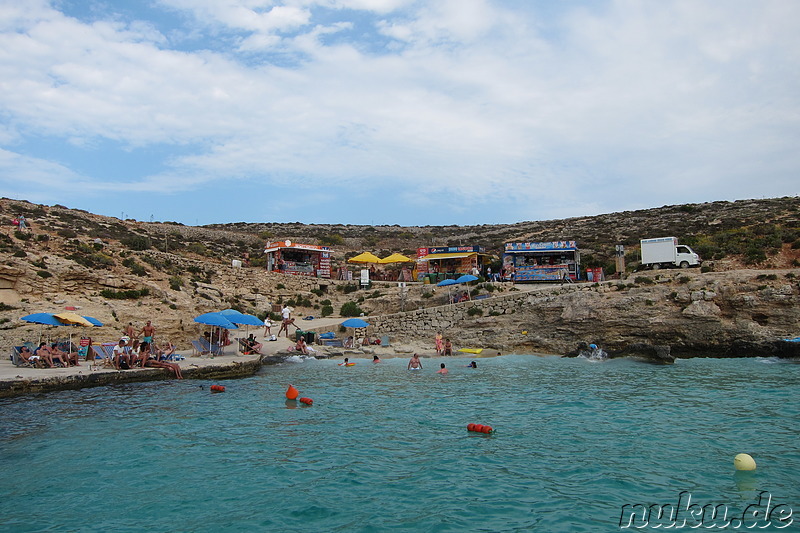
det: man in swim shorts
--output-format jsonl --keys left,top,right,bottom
{"left": 140, "top": 320, "right": 155, "bottom": 345}
{"left": 407, "top": 353, "right": 422, "bottom": 370}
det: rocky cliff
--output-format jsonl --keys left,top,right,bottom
{"left": 0, "top": 196, "right": 798, "bottom": 357}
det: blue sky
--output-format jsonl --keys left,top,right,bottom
{"left": 0, "top": 0, "right": 797, "bottom": 226}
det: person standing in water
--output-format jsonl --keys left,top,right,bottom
{"left": 408, "top": 353, "right": 422, "bottom": 370}
{"left": 436, "top": 363, "right": 448, "bottom": 375}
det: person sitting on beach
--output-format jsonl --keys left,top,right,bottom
{"left": 295, "top": 336, "right": 308, "bottom": 355}
{"left": 51, "top": 343, "right": 79, "bottom": 367}
{"left": 437, "top": 363, "right": 448, "bottom": 375}
{"left": 443, "top": 339, "right": 452, "bottom": 356}
{"left": 245, "top": 334, "right": 263, "bottom": 355}
{"left": 113, "top": 339, "right": 130, "bottom": 370}
{"left": 343, "top": 336, "right": 354, "bottom": 349}
{"left": 408, "top": 353, "right": 422, "bottom": 370}
{"left": 141, "top": 342, "right": 183, "bottom": 379}
{"left": 19, "top": 346, "right": 43, "bottom": 367}
{"left": 156, "top": 341, "right": 176, "bottom": 361}
{"left": 372, "top": 355, "right": 381, "bottom": 363}
{"left": 128, "top": 339, "right": 143, "bottom": 368}
{"left": 34, "top": 342, "right": 57, "bottom": 367}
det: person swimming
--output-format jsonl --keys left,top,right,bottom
{"left": 372, "top": 355, "right": 381, "bottom": 363}
{"left": 465, "top": 361, "right": 477, "bottom": 368}
{"left": 436, "top": 363, "right": 448, "bottom": 375}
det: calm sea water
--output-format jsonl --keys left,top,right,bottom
{"left": 0, "top": 355, "right": 798, "bottom": 532}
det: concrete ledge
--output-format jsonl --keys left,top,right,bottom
{"left": 0, "top": 358, "right": 263, "bottom": 398}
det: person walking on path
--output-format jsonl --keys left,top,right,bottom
{"left": 278, "top": 305, "right": 292, "bottom": 337}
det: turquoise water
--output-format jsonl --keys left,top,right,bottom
{"left": 1, "top": 355, "right": 798, "bottom": 532}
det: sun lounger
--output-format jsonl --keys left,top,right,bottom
{"left": 191, "top": 340, "right": 207, "bottom": 357}
{"left": 11, "top": 346, "right": 31, "bottom": 367}
{"left": 380, "top": 335, "right": 391, "bottom": 347}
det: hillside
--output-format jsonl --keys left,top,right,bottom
{"left": 1, "top": 196, "right": 799, "bottom": 352}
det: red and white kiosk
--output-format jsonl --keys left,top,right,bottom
{"left": 264, "top": 240, "right": 332, "bottom": 278}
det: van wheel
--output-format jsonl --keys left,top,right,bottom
{"left": 652, "top": 264, "right": 660, "bottom": 270}
{"left": 679, "top": 261, "right": 689, "bottom": 269}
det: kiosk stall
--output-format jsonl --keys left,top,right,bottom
{"left": 264, "top": 240, "right": 332, "bottom": 278}
{"left": 416, "top": 246, "right": 487, "bottom": 282}
{"left": 503, "top": 241, "right": 581, "bottom": 282}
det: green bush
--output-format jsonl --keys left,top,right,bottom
{"left": 187, "top": 242, "right": 207, "bottom": 255}
{"left": 467, "top": 307, "right": 483, "bottom": 316}
{"left": 13, "top": 250, "right": 26, "bottom": 257}
{"left": 121, "top": 235, "right": 150, "bottom": 251}
{"left": 169, "top": 276, "right": 184, "bottom": 291}
{"left": 634, "top": 276, "right": 655, "bottom": 285}
{"left": 340, "top": 301, "right": 364, "bottom": 317}
{"left": 319, "top": 234, "right": 344, "bottom": 246}
{"left": 100, "top": 288, "right": 150, "bottom": 300}
{"left": 57, "top": 228, "right": 78, "bottom": 238}
{"left": 321, "top": 305, "right": 334, "bottom": 317}
{"left": 36, "top": 270, "right": 52, "bottom": 278}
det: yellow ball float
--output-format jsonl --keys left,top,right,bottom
{"left": 734, "top": 453, "right": 756, "bottom": 471}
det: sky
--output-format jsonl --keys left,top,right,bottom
{"left": 0, "top": 0, "right": 798, "bottom": 227}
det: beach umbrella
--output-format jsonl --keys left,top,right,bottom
{"left": 219, "top": 309, "right": 262, "bottom": 349}
{"left": 20, "top": 312, "right": 63, "bottom": 326}
{"left": 341, "top": 318, "right": 370, "bottom": 346}
{"left": 341, "top": 318, "right": 370, "bottom": 328}
{"left": 54, "top": 312, "right": 93, "bottom": 327}
{"left": 437, "top": 278, "right": 458, "bottom": 304}
{"left": 219, "top": 309, "right": 262, "bottom": 326}
{"left": 378, "top": 253, "right": 414, "bottom": 264}
{"left": 456, "top": 274, "right": 479, "bottom": 284}
{"left": 347, "top": 252, "right": 381, "bottom": 264}
{"left": 82, "top": 316, "right": 103, "bottom": 326}
{"left": 20, "top": 312, "right": 62, "bottom": 345}
{"left": 194, "top": 312, "right": 238, "bottom": 355}
{"left": 53, "top": 312, "right": 97, "bottom": 353}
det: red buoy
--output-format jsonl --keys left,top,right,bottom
{"left": 210, "top": 384, "right": 225, "bottom": 392}
{"left": 468, "top": 423, "right": 493, "bottom": 434}
{"left": 299, "top": 397, "right": 313, "bottom": 406}
{"left": 286, "top": 384, "right": 299, "bottom": 400}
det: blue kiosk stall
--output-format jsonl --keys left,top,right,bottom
{"left": 503, "top": 241, "right": 581, "bottom": 282}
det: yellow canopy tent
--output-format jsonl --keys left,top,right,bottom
{"left": 348, "top": 252, "right": 381, "bottom": 264}
{"left": 378, "top": 253, "right": 414, "bottom": 264}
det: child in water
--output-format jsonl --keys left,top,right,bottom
{"left": 436, "top": 363, "right": 448, "bottom": 375}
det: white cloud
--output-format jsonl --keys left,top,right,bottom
{"left": 0, "top": 0, "right": 797, "bottom": 224}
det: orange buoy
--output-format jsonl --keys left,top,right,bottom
{"left": 211, "top": 384, "right": 225, "bottom": 392}
{"left": 299, "top": 397, "right": 313, "bottom": 406}
{"left": 468, "top": 423, "right": 493, "bottom": 434}
{"left": 286, "top": 384, "right": 299, "bottom": 400}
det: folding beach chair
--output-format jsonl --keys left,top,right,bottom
{"left": 191, "top": 340, "right": 208, "bottom": 357}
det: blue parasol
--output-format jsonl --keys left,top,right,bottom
{"left": 341, "top": 318, "right": 370, "bottom": 329}
{"left": 195, "top": 312, "right": 238, "bottom": 356}
{"left": 20, "top": 312, "right": 63, "bottom": 326}
{"left": 194, "top": 312, "right": 239, "bottom": 329}
{"left": 82, "top": 316, "right": 104, "bottom": 327}
{"left": 219, "top": 309, "right": 262, "bottom": 326}
{"left": 456, "top": 274, "right": 479, "bottom": 284}
{"left": 436, "top": 279, "right": 458, "bottom": 287}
